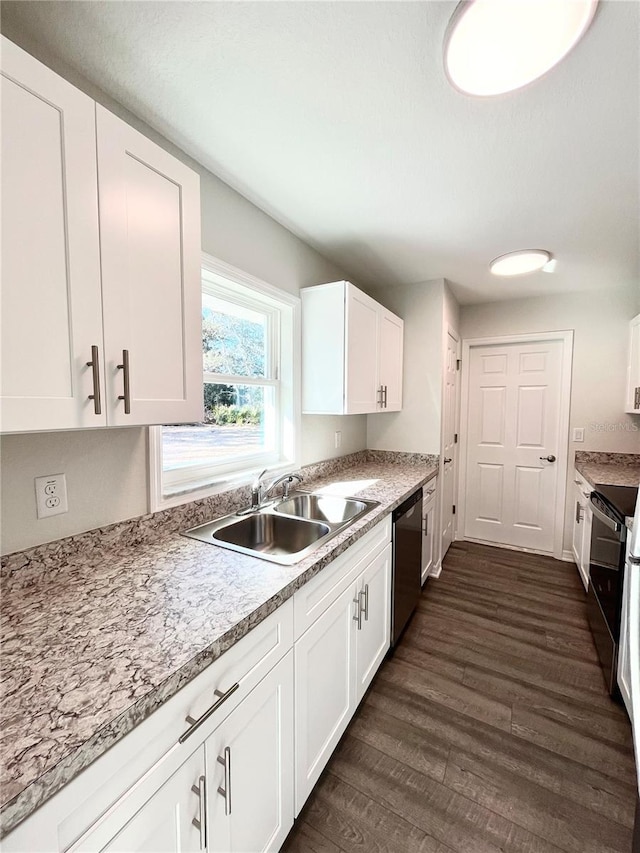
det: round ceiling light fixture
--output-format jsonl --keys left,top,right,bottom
{"left": 489, "top": 249, "right": 551, "bottom": 277}
{"left": 444, "top": 0, "right": 599, "bottom": 96}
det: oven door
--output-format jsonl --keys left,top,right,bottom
{"left": 588, "top": 498, "right": 625, "bottom": 693}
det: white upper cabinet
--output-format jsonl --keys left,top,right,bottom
{"left": 1, "top": 36, "right": 104, "bottom": 432}
{"left": 625, "top": 313, "right": 640, "bottom": 414}
{"left": 96, "top": 107, "right": 202, "bottom": 426}
{"left": 301, "top": 281, "right": 403, "bottom": 415}
{"left": 0, "top": 37, "right": 202, "bottom": 433}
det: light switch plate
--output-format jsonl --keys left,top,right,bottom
{"left": 573, "top": 427, "right": 585, "bottom": 442}
{"left": 35, "top": 474, "right": 68, "bottom": 518}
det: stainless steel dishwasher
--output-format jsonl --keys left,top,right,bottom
{"left": 391, "top": 487, "right": 423, "bottom": 647}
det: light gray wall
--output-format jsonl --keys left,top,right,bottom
{"left": 460, "top": 286, "right": 640, "bottom": 553}
{"left": 0, "top": 26, "right": 367, "bottom": 555}
{"left": 366, "top": 279, "right": 460, "bottom": 455}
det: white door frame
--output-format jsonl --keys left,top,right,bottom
{"left": 458, "top": 330, "right": 573, "bottom": 560}
{"left": 435, "top": 325, "right": 460, "bottom": 575}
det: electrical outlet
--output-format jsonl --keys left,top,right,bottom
{"left": 35, "top": 474, "right": 68, "bottom": 518}
{"left": 573, "top": 427, "right": 585, "bottom": 442}
{"left": 334, "top": 430, "right": 342, "bottom": 449}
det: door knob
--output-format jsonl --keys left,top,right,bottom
{"left": 540, "top": 455, "right": 556, "bottom": 462}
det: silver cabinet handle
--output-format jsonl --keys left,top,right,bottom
{"left": 217, "top": 746, "right": 231, "bottom": 816}
{"left": 353, "top": 595, "right": 362, "bottom": 630}
{"left": 179, "top": 682, "right": 240, "bottom": 744}
{"left": 540, "top": 455, "right": 556, "bottom": 462}
{"left": 377, "top": 385, "right": 383, "bottom": 408}
{"left": 117, "top": 349, "right": 131, "bottom": 414}
{"left": 635, "top": 386, "right": 640, "bottom": 409}
{"left": 191, "top": 775, "right": 207, "bottom": 849}
{"left": 423, "top": 514, "right": 429, "bottom": 536}
{"left": 383, "top": 385, "right": 388, "bottom": 408}
{"left": 86, "top": 345, "right": 102, "bottom": 415}
{"left": 575, "top": 500, "right": 581, "bottom": 524}
{"left": 361, "top": 583, "right": 369, "bottom": 621}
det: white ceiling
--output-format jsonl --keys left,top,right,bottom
{"left": 3, "top": 1, "right": 639, "bottom": 304}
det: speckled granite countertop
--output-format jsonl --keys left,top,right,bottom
{"left": 0, "top": 456, "right": 436, "bottom": 836}
{"left": 574, "top": 451, "right": 640, "bottom": 491}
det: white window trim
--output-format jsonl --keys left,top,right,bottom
{"left": 148, "top": 253, "right": 301, "bottom": 512}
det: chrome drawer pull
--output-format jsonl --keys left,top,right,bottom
{"left": 117, "top": 349, "right": 131, "bottom": 414}
{"left": 353, "top": 596, "right": 362, "bottom": 630}
{"left": 360, "top": 584, "right": 369, "bottom": 621}
{"left": 191, "top": 775, "right": 207, "bottom": 849}
{"left": 217, "top": 746, "right": 232, "bottom": 815}
{"left": 86, "top": 345, "right": 102, "bottom": 415}
{"left": 179, "top": 682, "right": 240, "bottom": 744}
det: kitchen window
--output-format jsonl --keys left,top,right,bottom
{"left": 149, "top": 254, "right": 300, "bottom": 509}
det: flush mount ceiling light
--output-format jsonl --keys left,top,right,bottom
{"left": 444, "top": 0, "right": 598, "bottom": 96}
{"left": 490, "top": 250, "right": 551, "bottom": 276}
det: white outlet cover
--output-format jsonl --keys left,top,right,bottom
{"left": 35, "top": 473, "right": 68, "bottom": 518}
{"left": 573, "top": 427, "right": 585, "bottom": 442}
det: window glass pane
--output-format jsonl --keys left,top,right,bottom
{"left": 162, "top": 384, "right": 273, "bottom": 472}
{"left": 202, "top": 292, "right": 267, "bottom": 377}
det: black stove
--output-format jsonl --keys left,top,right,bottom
{"left": 594, "top": 483, "right": 638, "bottom": 522}
{"left": 587, "top": 481, "right": 638, "bottom": 696}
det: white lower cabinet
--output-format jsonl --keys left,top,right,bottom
{"left": 205, "top": 652, "right": 294, "bottom": 853}
{"left": 294, "top": 521, "right": 392, "bottom": 814}
{"left": 294, "top": 582, "right": 357, "bottom": 811}
{"left": 354, "top": 545, "right": 392, "bottom": 699}
{"left": 571, "top": 471, "right": 592, "bottom": 591}
{"left": 618, "top": 538, "right": 633, "bottom": 720}
{"left": 421, "top": 480, "right": 438, "bottom": 584}
{"left": 71, "top": 750, "right": 206, "bottom": 853}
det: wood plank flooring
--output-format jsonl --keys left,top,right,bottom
{"left": 282, "top": 541, "right": 637, "bottom": 853}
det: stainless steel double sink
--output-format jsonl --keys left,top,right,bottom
{"left": 182, "top": 491, "right": 380, "bottom": 565}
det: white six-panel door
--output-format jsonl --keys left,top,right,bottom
{"left": 463, "top": 338, "right": 568, "bottom": 553}
{"left": 440, "top": 331, "right": 458, "bottom": 561}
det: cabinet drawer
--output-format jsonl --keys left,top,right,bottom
{"left": 4, "top": 600, "right": 293, "bottom": 853}
{"left": 293, "top": 517, "right": 391, "bottom": 640}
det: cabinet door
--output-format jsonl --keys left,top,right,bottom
{"left": 96, "top": 106, "right": 202, "bottom": 426}
{"left": 625, "top": 314, "right": 640, "bottom": 413}
{"left": 345, "top": 284, "right": 379, "bottom": 414}
{"left": 295, "top": 583, "right": 357, "bottom": 814}
{"left": 378, "top": 308, "right": 404, "bottom": 412}
{"left": 619, "top": 551, "right": 633, "bottom": 719}
{"left": 572, "top": 485, "right": 588, "bottom": 591}
{"left": 71, "top": 749, "right": 205, "bottom": 853}
{"left": 1, "top": 36, "right": 105, "bottom": 432}
{"left": 421, "top": 498, "right": 436, "bottom": 584}
{"left": 355, "top": 543, "right": 392, "bottom": 702}
{"left": 206, "top": 652, "right": 294, "bottom": 853}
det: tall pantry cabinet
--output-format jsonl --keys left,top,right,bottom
{"left": 0, "top": 36, "right": 202, "bottom": 433}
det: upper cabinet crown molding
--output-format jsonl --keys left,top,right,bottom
{"left": 301, "top": 280, "right": 403, "bottom": 415}
{"left": 0, "top": 36, "right": 203, "bottom": 434}
{"left": 625, "top": 313, "right": 640, "bottom": 414}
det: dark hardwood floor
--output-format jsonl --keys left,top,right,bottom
{"left": 282, "top": 541, "right": 637, "bottom": 853}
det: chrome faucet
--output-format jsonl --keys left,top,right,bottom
{"left": 250, "top": 469, "right": 303, "bottom": 509}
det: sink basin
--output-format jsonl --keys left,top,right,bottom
{"left": 212, "top": 514, "right": 330, "bottom": 556}
{"left": 182, "top": 491, "right": 380, "bottom": 564}
{"left": 275, "top": 493, "right": 369, "bottom": 524}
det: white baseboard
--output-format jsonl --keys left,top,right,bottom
{"left": 561, "top": 549, "right": 576, "bottom": 563}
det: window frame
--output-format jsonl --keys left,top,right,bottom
{"left": 148, "top": 252, "right": 301, "bottom": 511}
